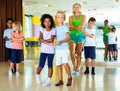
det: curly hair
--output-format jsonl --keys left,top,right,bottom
{"left": 40, "top": 14, "right": 55, "bottom": 29}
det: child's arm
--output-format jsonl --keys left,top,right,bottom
{"left": 38, "top": 31, "right": 55, "bottom": 45}
{"left": 56, "top": 32, "right": 69, "bottom": 45}
{"left": 69, "top": 15, "right": 86, "bottom": 31}
{"left": 82, "top": 30, "right": 94, "bottom": 38}
{"left": 11, "top": 32, "right": 24, "bottom": 42}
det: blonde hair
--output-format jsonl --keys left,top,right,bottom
{"left": 13, "top": 22, "right": 22, "bottom": 32}
{"left": 56, "top": 10, "right": 66, "bottom": 20}
{"left": 73, "top": 3, "right": 81, "bottom": 14}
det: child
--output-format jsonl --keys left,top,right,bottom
{"left": 83, "top": 17, "right": 96, "bottom": 75}
{"left": 102, "top": 20, "right": 112, "bottom": 60}
{"left": 55, "top": 11, "right": 72, "bottom": 86}
{"left": 69, "top": 3, "right": 86, "bottom": 75}
{"left": 9, "top": 22, "right": 24, "bottom": 77}
{"left": 3, "top": 18, "right": 14, "bottom": 70}
{"left": 107, "top": 27, "right": 117, "bottom": 61}
{"left": 36, "top": 14, "right": 55, "bottom": 87}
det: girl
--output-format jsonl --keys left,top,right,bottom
{"left": 69, "top": 3, "right": 86, "bottom": 75}
{"left": 102, "top": 20, "right": 112, "bottom": 60}
{"left": 36, "top": 14, "right": 55, "bottom": 87}
{"left": 55, "top": 11, "right": 72, "bottom": 86}
{"left": 9, "top": 22, "right": 24, "bottom": 77}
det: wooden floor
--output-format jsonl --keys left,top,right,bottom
{"left": 0, "top": 61, "right": 120, "bottom": 91}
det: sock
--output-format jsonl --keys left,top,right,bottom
{"left": 47, "top": 77, "right": 51, "bottom": 82}
{"left": 92, "top": 67, "right": 95, "bottom": 72}
{"left": 86, "top": 67, "right": 89, "bottom": 71}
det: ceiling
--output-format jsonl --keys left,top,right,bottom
{"left": 23, "top": 0, "right": 120, "bottom": 23}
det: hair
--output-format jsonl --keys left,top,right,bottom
{"left": 88, "top": 17, "right": 96, "bottom": 22}
{"left": 13, "top": 22, "right": 22, "bottom": 32}
{"left": 6, "top": 18, "right": 14, "bottom": 23}
{"left": 56, "top": 10, "right": 66, "bottom": 20}
{"left": 73, "top": 3, "right": 81, "bottom": 14}
{"left": 40, "top": 14, "right": 55, "bottom": 29}
{"left": 104, "top": 20, "right": 109, "bottom": 23}
{"left": 111, "top": 27, "right": 116, "bottom": 32}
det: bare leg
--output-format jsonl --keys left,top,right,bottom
{"left": 57, "top": 65, "right": 63, "bottom": 81}
{"left": 69, "top": 41, "right": 76, "bottom": 71}
{"left": 85, "top": 58, "right": 89, "bottom": 67}
{"left": 48, "top": 67, "right": 53, "bottom": 78}
{"left": 91, "top": 59, "right": 95, "bottom": 67}
{"left": 76, "top": 42, "right": 84, "bottom": 72}
{"left": 16, "top": 63, "right": 19, "bottom": 72}
{"left": 62, "top": 63, "right": 72, "bottom": 78}
{"left": 36, "top": 67, "right": 43, "bottom": 74}
{"left": 9, "top": 62, "right": 14, "bottom": 71}
{"left": 104, "top": 42, "right": 108, "bottom": 58}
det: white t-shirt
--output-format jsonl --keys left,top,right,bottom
{"left": 107, "top": 32, "right": 117, "bottom": 44}
{"left": 84, "top": 28, "right": 96, "bottom": 47}
{"left": 40, "top": 28, "right": 55, "bottom": 54}
{"left": 3, "top": 28, "right": 13, "bottom": 48}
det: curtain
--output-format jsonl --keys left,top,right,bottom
{"left": 0, "top": 0, "right": 23, "bottom": 61}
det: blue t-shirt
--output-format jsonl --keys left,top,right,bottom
{"left": 55, "top": 25, "right": 69, "bottom": 50}
{"left": 3, "top": 28, "right": 13, "bottom": 48}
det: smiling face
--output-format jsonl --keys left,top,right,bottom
{"left": 56, "top": 13, "right": 65, "bottom": 25}
{"left": 73, "top": 3, "right": 81, "bottom": 14}
{"left": 88, "top": 21, "right": 95, "bottom": 29}
{"left": 43, "top": 18, "right": 51, "bottom": 28}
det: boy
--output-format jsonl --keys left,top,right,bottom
{"left": 55, "top": 11, "right": 72, "bottom": 86}
{"left": 107, "top": 27, "right": 117, "bottom": 61}
{"left": 83, "top": 17, "right": 96, "bottom": 75}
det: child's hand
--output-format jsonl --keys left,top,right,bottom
{"left": 89, "top": 34, "right": 94, "bottom": 38}
{"left": 49, "top": 43, "right": 54, "bottom": 46}
{"left": 56, "top": 41, "right": 62, "bottom": 45}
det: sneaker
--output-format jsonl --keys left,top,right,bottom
{"left": 66, "top": 78, "right": 72, "bottom": 86}
{"left": 75, "top": 72, "right": 80, "bottom": 76}
{"left": 84, "top": 70, "right": 89, "bottom": 74}
{"left": 36, "top": 74, "right": 41, "bottom": 84}
{"left": 16, "top": 72, "right": 20, "bottom": 77}
{"left": 9, "top": 70, "right": 12, "bottom": 77}
{"left": 55, "top": 80, "right": 63, "bottom": 86}
{"left": 42, "top": 81, "right": 51, "bottom": 87}
{"left": 72, "top": 70, "right": 76, "bottom": 75}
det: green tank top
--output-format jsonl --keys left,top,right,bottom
{"left": 70, "top": 15, "right": 83, "bottom": 34}
{"left": 103, "top": 25, "right": 110, "bottom": 35}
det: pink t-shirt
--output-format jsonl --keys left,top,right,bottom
{"left": 11, "top": 31, "right": 24, "bottom": 50}
{"left": 40, "top": 28, "right": 55, "bottom": 54}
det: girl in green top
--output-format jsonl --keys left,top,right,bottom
{"left": 69, "top": 3, "right": 86, "bottom": 75}
{"left": 102, "top": 20, "right": 112, "bottom": 60}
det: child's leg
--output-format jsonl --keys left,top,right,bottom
{"left": 63, "top": 63, "right": 72, "bottom": 79}
{"left": 76, "top": 42, "right": 84, "bottom": 72}
{"left": 104, "top": 42, "right": 108, "bottom": 59}
{"left": 63, "top": 63, "right": 72, "bottom": 86}
{"left": 91, "top": 59, "right": 95, "bottom": 75}
{"left": 57, "top": 65, "right": 63, "bottom": 81}
{"left": 42, "top": 54, "right": 54, "bottom": 86}
{"left": 84, "top": 58, "right": 89, "bottom": 74}
{"left": 69, "top": 41, "right": 76, "bottom": 71}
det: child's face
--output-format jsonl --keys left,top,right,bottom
{"left": 7, "top": 20, "right": 13, "bottom": 28}
{"left": 12, "top": 24, "right": 18, "bottom": 31}
{"left": 88, "top": 21, "right": 95, "bottom": 28}
{"left": 44, "top": 18, "right": 51, "bottom": 28}
{"left": 73, "top": 4, "right": 81, "bottom": 13}
{"left": 56, "top": 14, "right": 65, "bottom": 24}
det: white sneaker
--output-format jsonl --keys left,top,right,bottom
{"left": 16, "top": 72, "right": 20, "bottom": 77}
{"left": 36, "top": 74, "right": 41, "bottom": 84}
{"left": 42, "top": 81, "right": 51, "bottom": 87}
{"left": 8, "top": 70, "right": 12, "bottom": 77}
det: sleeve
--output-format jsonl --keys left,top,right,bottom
{"left": 52, "top": 29, "right": 56, "bottom": 35}
{"left": 65, "top": 26, "right": 69, "bottom": 33}
{"left": 3, "top": 30, "right": 7, "bottom": 38}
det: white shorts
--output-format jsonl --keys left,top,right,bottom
{"left": 55, "top": 50, "right": 69, "bottom": 66}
